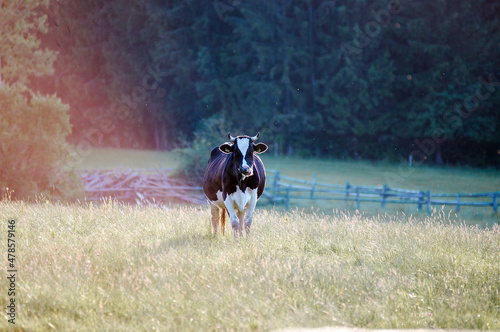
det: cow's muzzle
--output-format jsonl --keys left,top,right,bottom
{"left": 239, "top": 166, "right": 253, "bottom": 176}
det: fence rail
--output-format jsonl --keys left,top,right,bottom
{"left": 78, "top": 168, "right": 205, "bottom": 205}
{"left": 78, "top": 168, "right": 499, "bottom": 214}
{"left": 264, "top": 169, "right": 499, "bottom": 213}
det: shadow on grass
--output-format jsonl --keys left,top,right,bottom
{"left": 161, "top": 232, "right": 215, "bottom": 250}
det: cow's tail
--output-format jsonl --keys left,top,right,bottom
{"left": 220, "top": 208, "right": 226, "bottom": 236}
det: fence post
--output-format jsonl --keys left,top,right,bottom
{"left": 455, "top": 193, "right": 460, "bottom": 212}
{"left": 310, "top": 173, "right": 316, "bottom": 199}
{"left": 493, "top": 192, "right": 498, "bottom": 213}
{"left": 356, "top": 187, "right": 360, "bottom": 210}
{"left": 381, "top": 184, "right": 388, "bottom": 208}
{"left": 272, "top": 170, "right": 280, "bottom": 197}
{"left": 285, "top": 184, "right": 291, "bottom": 211}
{"left": 345, "top": 182, "right": 350, "bottom": 202}
{"left": 427, "top": 190, "right": 431, "bottom": 214}
{"left": 417, "top": 191, "right": 424, "bottom": 211}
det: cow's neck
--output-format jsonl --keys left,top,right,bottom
{"left": 224, "top": 155, "right": 249, "bottom": 190}
{"left": 238, "top": 173, "right": 252, "bottom": 188}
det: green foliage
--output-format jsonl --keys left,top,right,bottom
{"left": 39, "top": 0, "right": 500, "bottom": 165}
{"left": 174, "top": 115, "right": 229, "bottom": 181}
{"left": 0, "top": 84, "right": 82, "bottom": 200}
{"left": 0, "top": 0, "right": 56, "bottom": 85}
{"left": 175, "top": 139, "right": 214, "bottom": 181}
{"left": 3, "top": 199, "right": 500, "bottom": 330}
{"left": 0, "top": 0, "right": 83, "bottom": 200}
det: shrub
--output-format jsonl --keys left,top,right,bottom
{"left": 0, "top": 84, "right": 83, "bottom": 200}
{"left": 174, "top": 116, "right": 229, "bottom": 182}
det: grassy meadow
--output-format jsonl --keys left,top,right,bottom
{"left": 75, "top": 148, "right": 499, "bottom": 196}
{"left": 262, "top": 155, "right": 500, "bottom": 227}
{"left": 2, "top": 148, "right": 495, "bottom": 330}
{"left": 1, "top": 199, "right": 499, "bottom": 331}
{"left": 74, "top": 148, "right": 499, "bottom": 196}
{"left": 76, "top": 148, "right": 499, "bottom": 226}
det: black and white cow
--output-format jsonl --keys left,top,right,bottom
{"left": 203, "top": 133, "right": 268, "bottom": 237}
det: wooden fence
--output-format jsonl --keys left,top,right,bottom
{"left": 265, "top": 169, "right": 499, "bottom": 213}
{"left": 78, "top": 168, "right": 499, "bottom": 214}
{"left": 78, "top": 168, "right": 205, "bottom": 205}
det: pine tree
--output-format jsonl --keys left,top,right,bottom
{"left": 389, "top": 0, "right": 500, "bottom": 165}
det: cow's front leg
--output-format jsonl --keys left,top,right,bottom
{"left": 243, "top": 211, "right": 253, "bottom": 236}
{"left": 237, "top": 210, "right": 245, "bottom": 237}
{"left": 243, "top": 191, "right": 258, "bottom": 236}
{"left": 224, "top": 198, "right": 240, "bottom": 238}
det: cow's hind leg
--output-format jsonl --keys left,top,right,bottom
{"left": 210, "top": 205, "right": 220, "bottom": 235}
{"left": 220, "top": 207, "right": 227, "bottom": 236}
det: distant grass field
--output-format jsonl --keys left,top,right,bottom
{"left": 76, "top": 148, "right": 499, "bottom": 194}
{"left": 261, "top": 156, "right": 500, "bottom": 227}
{"left": 262, "top": 156, "right": 499, "bottom": 194}
{"left": 1, "top": 200, "right": 499, "bottom": 331}
{"left": 75, "top": 148, "right": 499, "bottom": 226}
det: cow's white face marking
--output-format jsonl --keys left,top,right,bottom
{"left": 237, "top": 138, "right": 250, "bottom": 168}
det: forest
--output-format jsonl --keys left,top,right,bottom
{"left": 2, "top": 0, "right": 500, "bottom": 172}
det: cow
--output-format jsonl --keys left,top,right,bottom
{"left": 203, "top": 132, "right": 268, "bottom": 237}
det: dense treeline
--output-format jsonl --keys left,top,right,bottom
{"left": 45, "top": 1, "right": 500, "bottom": 165}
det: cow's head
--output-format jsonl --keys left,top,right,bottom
{"left": 219, "top": 132, "right": 268, "bottom": 177}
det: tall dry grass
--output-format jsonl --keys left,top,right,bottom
{"left": 1, "top": 200, "right": 499, "bottom": 331}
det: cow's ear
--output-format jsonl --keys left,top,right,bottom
{"left": 253, "top": 143, "right": 268, "bottom": 154}
{"left": 219, "top": 143, "right": 234, "bottom": 154}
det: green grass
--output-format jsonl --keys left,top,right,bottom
{"left": 261, "top": 155, "right": 499, "bottom": 194}
{"left": 261, "top": 156, "right": 500, "bottom": 227}
{"left": 75, "top": 148, "right": 499, "bottom": 194}
{"left": 74, "top": 148, "right": 499, "bottom": 226}
{"left": 1, "top": 200, "right": 499, "bottom": 331}
{"left": 75, "top": 147, "right": 499, "bottom": 193}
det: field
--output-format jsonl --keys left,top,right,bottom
{"left": 75, "top": 148, "right": 500, "bottom": 226}
{"left": 74, "top": 149, "right": 500, "bottom": 195}
{"left": 1, "top": 148, "right": 498, "bottom": 330}
{"left": 1, "top": 199, "right": 499, "bottom": 331}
